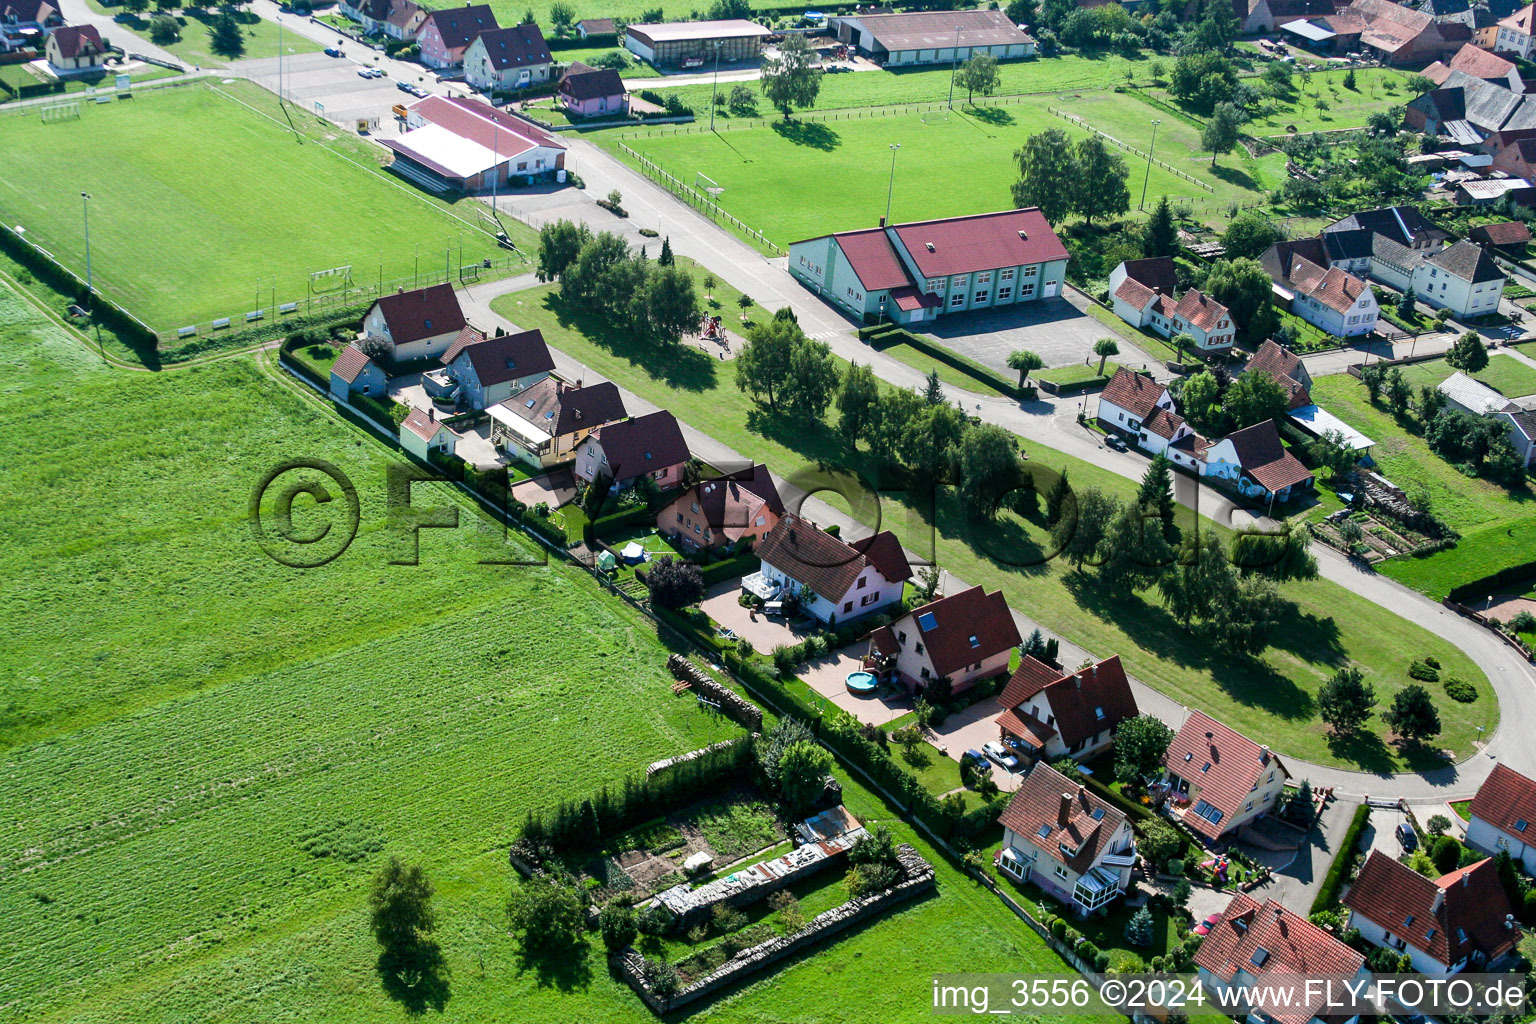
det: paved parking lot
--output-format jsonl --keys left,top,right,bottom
{"left": 924, "top": 701, "right": 1023, "bottom": 792}
{"left": 914, "top": 293, "right": 1165, "bottom": 377}
{"left": 233, "top": 50, "right": 458, "bottom": 129}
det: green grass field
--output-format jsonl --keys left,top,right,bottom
{"left": 493, "top": 281, "right": 1496, "bottom": 772}
{"left": 609, "top": 100, "right": 1247, "bottom": 248}
{"left": 0, "top": 81, "right": 520, "bottom": 333}
{"left": 548, "top": 44, "right": 660, "bottom": 77}
{"left": 1388, "top": 353, "right": 1536, "bottom": 399}
{"left": 0, "top": 283, "right": 1090, "bottom": 1023}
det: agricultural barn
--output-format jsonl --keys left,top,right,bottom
{"left": 623, "top": 19, "right": 772, "bottom": 66}
{"left": 828, "top": 9, "right": 1035, "bottom": 65}
{"left": 788, "top": 208, "right": 1068, "bottom": 325}
{"left": 383, "top": 95, "right": 566, "bottom": 193}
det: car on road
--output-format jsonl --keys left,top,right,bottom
{"left": 411, "top": 85, "right": 430, "bottom": 97}
{"left": 1105, "top": 434, "right": 1128, "bottom": 452}
{"left": 356, "top": 66, "right": 373, "bottom": 78}
{"left": 1192, "top": 912, "right": 1223, "bottom": 936}
{"left": 396, "top": 79, "right": 414, "bottom": 92}
{"left": 983, "top": 741, "right": 1021, "bottom": 773}
{"left": 324, "top": 46, "right": 344, "bottom": 57}
{"left": 963, "top": 749, "right": 992, "bottom": 772}
{"left": 1396, "top": 822, "right": 1418, "bottom": 851}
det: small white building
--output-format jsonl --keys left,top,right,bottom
{"left": 1201, "top": 420, "right": 1314, "bottom": 504}
{"left": 45, "top": 23, "right": 104, "bottom": 72}
{"left": 327, "top": 345, "right": 387, "bottom": 401}
{"left": 745, "top": 514, "right": 911, "bottom": 625}
{"left": 1108, "top": 257, "right": 1234, "bottom": 352}
{"left": 1343, "top": 850, "right": 1521, "bottom": 976}
{"left": 1438, "top": 370, "right": 1536, "bottom": 465}
{"left": 865, "top": 585, "right": 1021, "bottom": 698}
{"left": 399, "top": 407, "right": 457, "bottom": 460}
{"left": 1496, "top": 2, "right": 1536, "bottom": 58}
{"left": 1466, "top": 762, "right": 1536, "bottom": 872}
{"left": 995, "top": 762, "right": 1136, "bottom": 916}
{"left": 361, "top": 283, "right": 467, "bottom": 364}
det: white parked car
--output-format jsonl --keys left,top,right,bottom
{"left": 983, "top": 741, "right": 1021, "bottom": 773}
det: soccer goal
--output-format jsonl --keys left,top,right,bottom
{"left": 308, "top": 264, "right": 354, "bottom": 296}
{"left": 40, "top": 101, "right": 81, "bottom": 124}
{"left": 695, "top": 171, "right": 725, "bottom": 199}
{"left": 919, "top": 108, "right": 950, "bottom": 125}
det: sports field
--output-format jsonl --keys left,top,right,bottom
{"left": 0, "top": 284, "right": 1088, "bottom": 1024}
{"left": 609, "top": 96, "right": 1266, "bottom": 247}
{"left": 0, "top": 81, "right": 514, "bottom": 330}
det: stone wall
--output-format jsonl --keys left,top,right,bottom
{"left": 644, "top": 738, "right": 742, "bottom": 778}
{"left": 617, "top": 844, "right": 936, "bottom": 1014}
{"left": 668, "top": 653, "right": 764, "bottom": 731}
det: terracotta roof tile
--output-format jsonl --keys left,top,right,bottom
{"left": 834, "top": 228, "right": 913, "bottom": 292}
{"left": 588, "top": 410, "right": 690, "bottom": 483}
{"left": 1225, "top": 420, "right": 1314, "bottom": 494}
{"left": 50, "top": 23, "right": 101, "bottom": 58}
{"left": 1172, "top": 287, "right": 1229, "bottom": 333}
{"left": 891, "top": 208, "right": 1067, "bottom": 279}
{"left": 996, "top": 654, "right": 1060, "bottom": 709}
{"left": 330, "top": 345, "right": 376, "bottom": 384}
{"left": 1163, "top": 710, "right": 1287, "bottom": 839}
{"left": 1470, "top": 762, "right": 1536, "bottom": 841}
{"left": 445, "top": 328, "right": 554, "bottom": 387}
{"left": 997, "top": 762, "right": 1127, "bottom": 874}
{"left": 1142, "top": 406, "right": 1186, "bottom": 440}
{"left": 901, "top": 585, "right": 1020, "bottom": 678}
{"left": 402, "top": 408, "right": 451, "bottom": 442}
{"left": 1343, "top": 851, "right": 1521, "bottom": 967}
{"left": 1100, "top": 368, "right": 1168, "bottom": 420}
{"left": 756, "top": 514, "right": 911, "bottom": 603}
{"left": 373, "top": 283, "right": 466, "bottom": 347}
{"left": 997, "top": 655, "right": 1138, "bottom": 749}
{"left": 996, "top": 707, "right": 1056, "bottom": 749}
{"left": 1470, "top": 220, "right": 1533, "bottom": 245}
{"left": 663, "top": 464, "right": 784, "bottom": 543}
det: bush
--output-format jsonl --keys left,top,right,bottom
{"left": 1408, "top": 659, "right": 1440, "bottom": 682}
{"left": 1310, "top": 804, "right": 1370, "bottom": 914}
{"left": 599, "top": 902, "right": 637, "bottom": 951}
{"left": 1443, "top": 677, "right": 1477, "bottom": 703}
{"left": 1050, "top": 917, "right": 1068, "bottom": 940}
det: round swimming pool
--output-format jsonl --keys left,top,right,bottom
{"left": 846, "top": 671, "right": 878, "bottom": 693}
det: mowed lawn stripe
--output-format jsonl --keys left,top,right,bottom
{"left": 0, "top": 82, "right": 506, "bottom": 329}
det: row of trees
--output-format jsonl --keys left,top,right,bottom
{"left": 1317, "top": 667, "right": 1443, "bottom": 744}
{"left": 536, "top": 220, "right": 701, "bottom": 344}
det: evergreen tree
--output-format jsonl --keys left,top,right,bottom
{"left": 1317, "top": 668, "right": 1376, "bottom": 735}
{"left": 1044, "top": 469, "right": 1072, "bottom": 527}
{"left": 922, "top": 368, "right": 945, "bottom": 405}
{"left": 208, "top": 11, "right": 245, "bottom": 57}
{"left": 1383, "top": 684, "right": 1442, "bottom": 744}
{"left": 1125, "top": 907, "right": 1156, "bottom": 947}
{"left": 657, "top": 236, "right": 674, "bottom": 266}
{"left": 1137, "top": 453, "right": 1178, "bottom": 542}
{"left": 1143, "top": 196, "right": 1178, "bottom": 257}
{"left": 1052, "top": 487, "right": 1116, "bottom": 571}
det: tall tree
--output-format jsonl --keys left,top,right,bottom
{"left": 782, "top": 338, "right": 840, "bottom": 417}
{"left": 369, "top": 857, "right": 437, "bottom": 954}
{"left": 1006, "top": 348, "right": 1044, "bottom": 390}
{"left": 759, "top": 34, "right": 822, "bottom": 120}
{"left": 1051, "top": 487, "right": 1116, "bottom": 571}
{"left": 1044, "top": 468, "right": 1072, "bottom": 527}
{"left": 1098, "top": 500, "right": 1175, "bottom": 595}
{"left": 1137, "top": 453, "right": 1178, "bottom": 542}
{"left": 1178, "top": 369, "right": 1223, "bottom": 430}
{"left": 507, "top": 874, "right": 585, "bottom": 957}
{"left": 958, "top": 424, "right": 1025, "bottom": 519}
{"left": 1005, "top": 0, "right": 1037, "bottom": 25}
{"left": 645, "top": 265, "right": 699, "bottom": 342}
{"left": 1446, "top": 330, "right": 1489, "bottom": 373}
{"left": 922, "top": 368, "right": 945, "bottom": 405}
{"left": 1143, "top": 196, "right": 1178, "bottom": 257}
{"left": 550, "top": 0, "right": 575, "bottom": 28}
{"left": 1204, "top": 257, "right": 1277, "bottom": 345}
{"left": 954, "top": 52, "right": 1000, "bottom": 104}
{"left": 657, "top": 236, "right": 674, "bottom": 266}
{"left": 208, "top": 11, "right": 245, "bottom": 57}
{"left": 1383, "top": 684, "right": 1442, "bottom": 744}
{"left": 1220, "top": 210, "right": 1282, "bottom": 260}
{"left": 734, "top": 317, "right": 798, "bottom": 409}
{"left": 1074, "top": 136, "right": 1131, "bottom": 225}
{"left": 1093, "top": 337, "right": 1120, "bottom": 375}
{"left": 1011, "top": 127, "right": 1078, "bottom": 224}
{"left": 777, "top": 740, "right": 833, "bottom": 814}
{"left": 1201, "top": 101, "right": 1243, "bottom": 168}
{"left": 838, "top": 362, "right": 880, "bottom": 447}
{"left": 1221, "top": 370, "right": 1289, "bottom": 431}
{"left": 1317, "top": 667, "right": 1376, "bottom": 735}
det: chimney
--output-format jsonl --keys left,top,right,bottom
{"left": 1260, "top": 744, "right": 1270, "bottom": 764}
{"left": 1057, "top": 793, "right": 1072, "bottom": 828}
{"left": 428, "top": 406, "right": 435, "bottom": 421}
{"left": 878, "top": 216, "right": 885, "bottom": 227}
{"left": 1463, "top": 870, "right": 1471, "bottom": 888}
{"left": 1073, "top": 673, "right": 1083, "bottom": 691}
{"left": 1432, "top": 888, "right": 1446, "bottom": 914}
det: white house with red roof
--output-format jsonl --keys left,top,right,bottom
{"left": 994, "top": 654, "right": 1139, "bottom": 764}
{"left": 45, "top": 23, "right": 104, "bottom": 71}
{"left": 1108, "top": 257, "right": 1234, "bottom": 352}
{"left": 748, "top": 514, "right": 911, "bottom": 625}
{"left": 865, "top": 585, "right": 1020, "bottom": 697}
{"left": 399, "top": 407, "right": 457, "bottom": 460}
{"left": 1496, "top": 2, "right": 1536, "bottom": 56}
{"left": 787, "top": 208, "right": 1068, "bottom": 325}
{"left": 1158, "top": 710, "right": 1289, "bottom": 843}
{"left": 1195, "top": 894, "right": 1367, "bottom": 1024}
{"left": 463, "top": 23, "right": 553, "bottom": 93}
{"left": 1201, "top": 420, "right": 1315, "bottom": 504}
{"left": 362, "top": 283, "right": 468, "bottom": 363}
{"left": 417, "top": 3, "right": 497, "bottom": 67}
{"left": 1466, "top": 762, "right": 1536, "bottom": 873}
{"left": 1095, "top": 368, "right": 1206, "bottom": 473}
{"left": 385, "top": 95, "right": 566, "bottom": 193}
{"left": 1259, "top": 241, "right": 1379, "bottom": 338}
{"left": 1344, "top": 851, "right": 1521, "bottom": 976}
{"left": 995, "top": 762, "right": 1136, "bottom": 915}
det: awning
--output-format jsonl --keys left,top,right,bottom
{"left": 889, "top": 285, "right": 942, "bottom": 312}
{"left": 488, "top": 402, "right": 554, "bottom": 446}
{"left": 1289, "top": 404, "right": 1375, "bottom": 450}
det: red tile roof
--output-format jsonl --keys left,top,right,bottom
{"left": 890, "top": 285, "right": 942, "bottom": 311}
{"left": 1164, "top": 710, "right": 1287, "bottom": 839}
{"left": 402, "top": 408, "right": 451, "bottom": 442}
{"left": 834, "top": 228, "right": 914, "bottom": 291}
{"left": 996, "top": 706, "right": 1056, "bottom": 749}
{"left": 1470, "top": 220, "right": 1533, "bottom": 246}
{"left": 1246, "top": 340, "right": 1312, "bottom": 410}
{"left": 1142, "top": 406, "right": 1186, "bottom": 440}
{"left": 409, "top": 94, "right": 565, "bottom": 158}
{"left": 1099, "top": 367, "right": 1168, "bottom": 420}
{"left": 1120, "top": 256, "right": 1178, "bottom": 295}
{"left": 501, "top": 377, "right": 626, "bottom": 436}
{"left": 1225, "top": 420, "right": 1314, "bottom": 494}
{"left": 50, "top": 23, "right": 101, "bottom": 58}
{"left": 373, "top": 283, "right": 466, "bottom": 347}
{"left": 891, "top": 208, "right": 1068, "bottom": 279}
{"left": 1114, "top": 276, "right": 1158, "bottom": 309}
{"left": 1196, "top": 893, "right": 1364, "bottom": 1024}
{"left": 1499, "top": 2, "right": 1535, "bottom": 33}
{"left": 903, "top": 585, "right": 1020, "bottom": 679}
{"left": 422, "top": 3, "right": 498, "bottom": 49}
{"left": 666, "top": 464, "right": 785, "bottom": 542}
{"left": 756, "top": 514, "right": 912, "bottom": 603}
{"left": 1448, "top": 41, "right": 1517, "bottom": 79}
{"left": 589, "top": 410, "right": 691, "bottom": 482}
{"left": 445, "top": 328, "right": 555, "bottom": 386}
{"left": 1343, "top": 851, "right": 1521, "bottom": 967}
{"left": 1173, "top": 288, "right": 1230, "bottom": 334}
{"left": 996, "top": 655, "right": 1139, "bottom": 750}
{"left": 997, "top": 762, "right": 1127, "bottom": 874}
{"left": 330, "top": 345, "right": 376, "bottom": 384}
{"left": 1470, "top": 762, "right": 1536, "bottom": 841}
{"left": 471, "top": 23, "right": 550, "bottom": 70}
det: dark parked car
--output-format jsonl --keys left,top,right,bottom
{"left": 324, "top": 46, "right": 344, "bottom": 57}
{"left": 1396, "top": 822, "right": 1418, "bottom": 851}
{"left": 963, "top": 749, "right": 992, "bottom": 772}
{"left": 1105, "top": 434, "right": 1128, "bottom": 452}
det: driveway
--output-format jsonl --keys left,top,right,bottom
{"left": 913, "top": 292, "right": 1168, "bottom": 379}
{"left": 454, "top": 422, "right": 506, "bottom": 471}
{"left": 925, "top": 700, "right": 1023, "bottom": 792}
{"left": 1362, "top": 803, "right": 1410, "bottom": 862}
{"left": 511, "top": 467, "right": 575, "bottom": 508}
{"left": 1243, "top": 795, "right": 1360, "bottom": 913}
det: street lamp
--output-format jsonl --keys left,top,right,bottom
{"left": 709, "top": 40, "right": 723, "bottom": 132}
{"left": 884, "top": 143, "right": 900, "bottom": 226}
{"left": 946, "top": 25, "right": 961, "bottom": 109}
{"left": 1140, "top": 119, "right": 1161, "bottom": 210}
{"left": 81, "top": 191, "right": 103, "bottom": 362}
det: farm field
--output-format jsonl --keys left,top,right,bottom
{"left": 0, "top": 80, "right": 518, "bottom": 334}
{"left": 607, "top": 100, "right": 1252, "bottom": 248}
{"left": 492, "top": 281, "right": 1496, "bottom": 772}
{"left": 0, "top": 285, "right": 1084, "bottom": 1023}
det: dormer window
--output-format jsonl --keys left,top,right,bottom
{"left": 968, "top": 635, "right": 980, "bottom": 648}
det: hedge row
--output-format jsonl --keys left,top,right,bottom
{"left": 1447, "top": 559, "right": 1536, "bottom": 606}
{"left": 698, "top": 552, "right": 758, "bottom": 587}
{"left": 591, "top": 503, "right": 655, "bottom": 539}
{"left": 0, "top": 221, "right": 158, "bottom": 359}
{"left": 549, "top": 33, "right": 617, "bottom": 49}
{"left": 867, "top": 325, "right": 1023, "bottom": 399}
{"left": 1310, "top": 803, "right": 1371, "bottom": 915}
